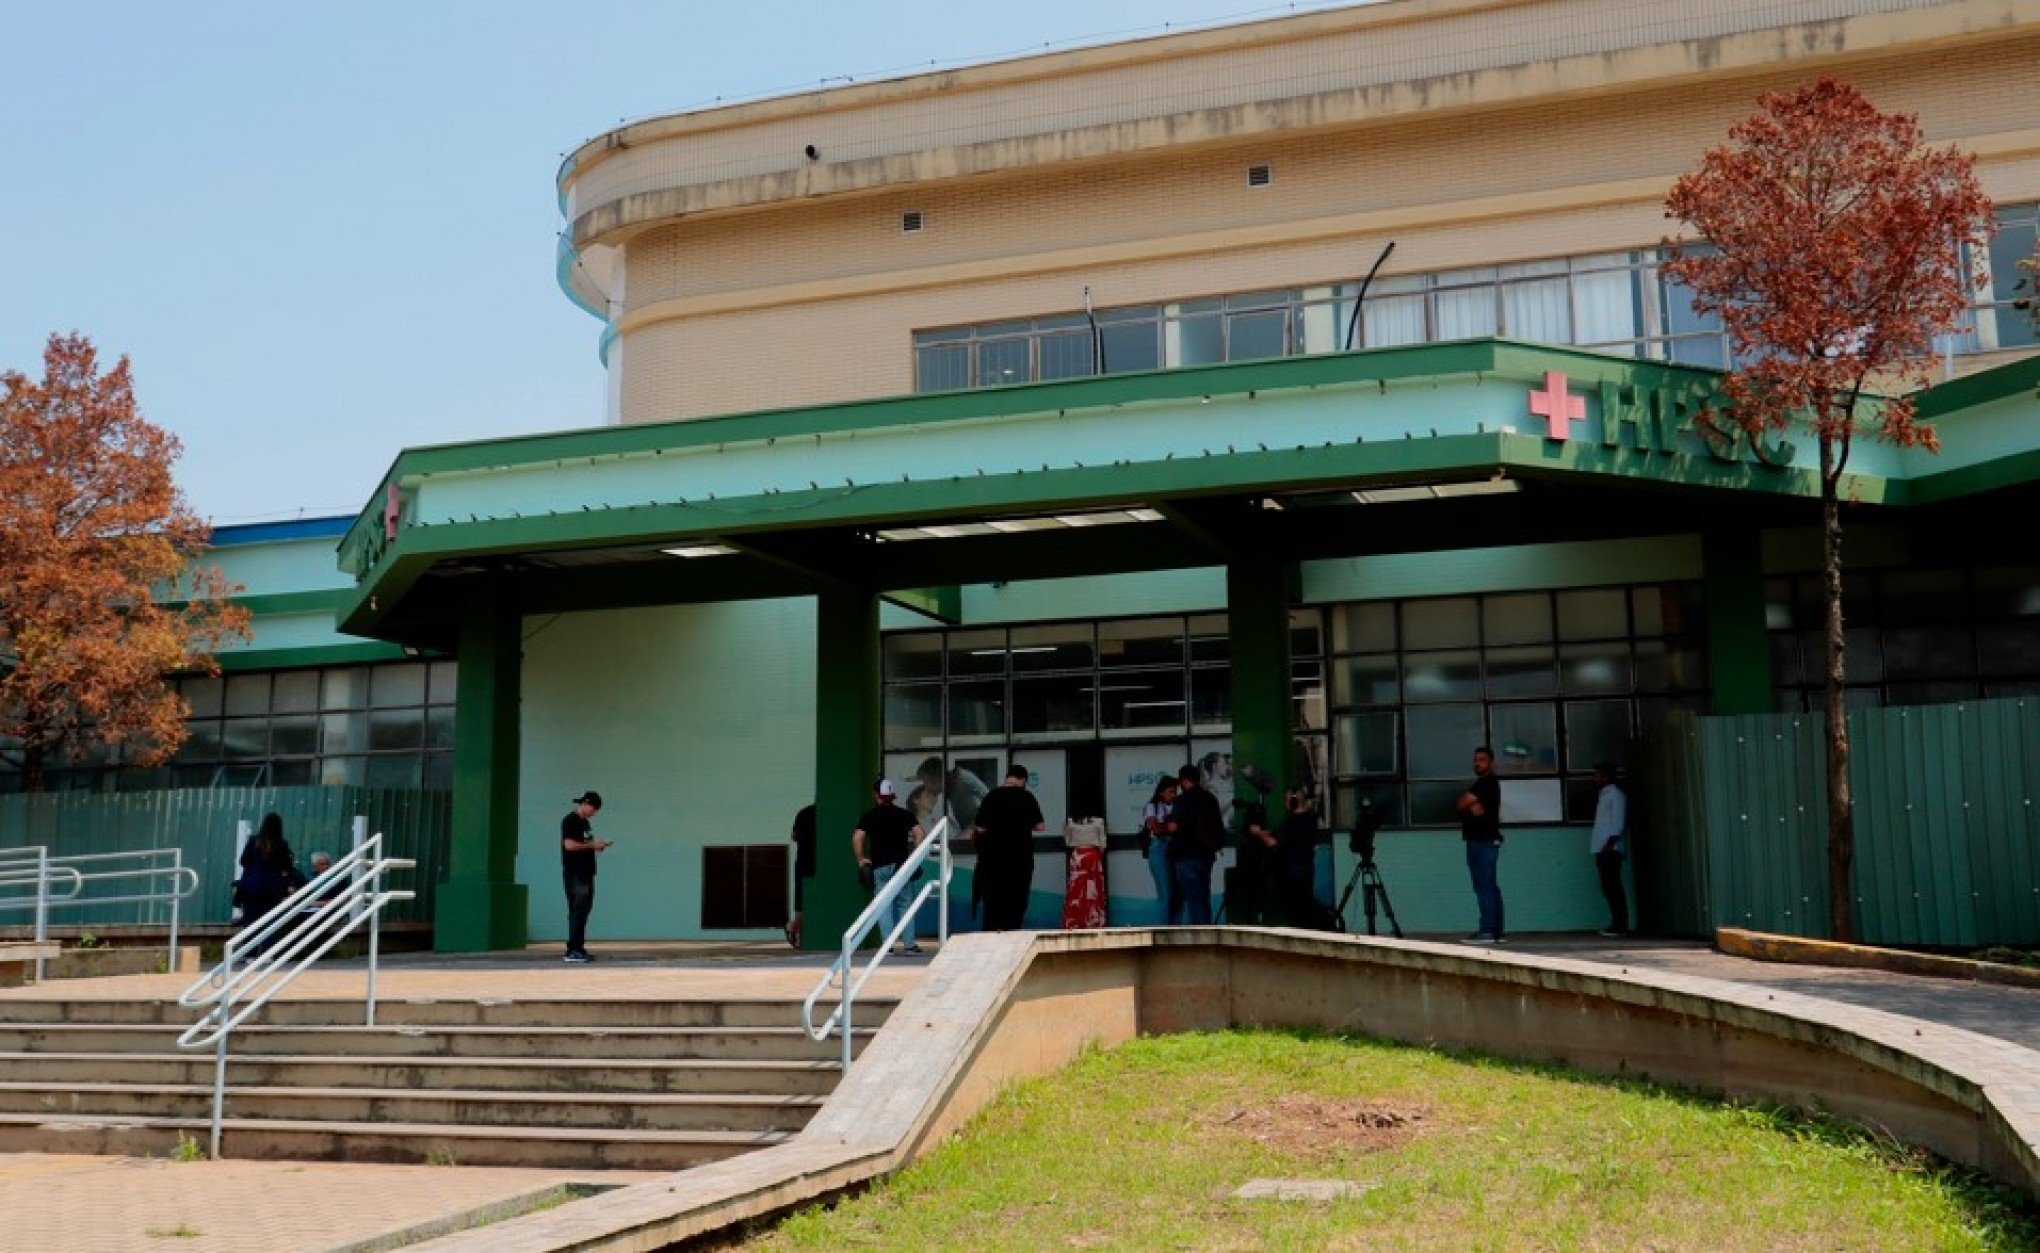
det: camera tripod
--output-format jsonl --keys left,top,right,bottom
{"left": 1333, "top": 856, "right": 1403, "bottom": 938}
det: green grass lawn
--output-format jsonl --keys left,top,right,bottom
{"left": 749, "top": 1031, "right": 2039, "bottom": 1252}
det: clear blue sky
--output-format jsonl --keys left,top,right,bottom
{"left": 1, "top": 1, "right": 1358, "bottom": 525}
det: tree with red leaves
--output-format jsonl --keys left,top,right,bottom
{"left": 1664, "top": 79, "right": 1993, "bottom": 941}
{"left": 0, "top": 334, "right": 250, "bottom": 792}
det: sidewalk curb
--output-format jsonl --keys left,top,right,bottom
{"left": 1716, "top": 927, "right": 2040, "bottom": 990}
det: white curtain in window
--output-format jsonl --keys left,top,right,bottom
{"left": 1432, "top": 285, "right": 1498, "bottom": 339}
{"left": 1501, "top": 277, "right": 1571, "bottom": 344}
{"left": 1572, "top": 268, "right": 1639, "bottom": 346}
{"left": 1363, "top": 293, "right": 1427, "bottom": 347}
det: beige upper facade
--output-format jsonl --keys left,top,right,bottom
{"left": 555, "top": 0, "right": 2040, "bottom": 425}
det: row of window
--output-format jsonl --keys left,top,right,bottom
{"left": 911, "top": 206, "right": 2039, "bottom": 392}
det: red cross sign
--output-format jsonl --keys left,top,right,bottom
{"left": 1527, "top": 370, "right": 1585, "bottom": 441}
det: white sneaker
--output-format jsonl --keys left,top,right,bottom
{"left": 1463, "top": 934, "right": 1498, "bottom": 945}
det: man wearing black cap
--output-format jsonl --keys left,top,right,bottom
{"left": 561, "top": 791, "right": 611, "bottom": 963}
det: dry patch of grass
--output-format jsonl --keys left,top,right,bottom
{"left": 749, "top": 1030, "right": 2040, "bottom": 1252}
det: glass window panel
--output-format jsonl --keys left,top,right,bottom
{"left": 1887, "top": 681, "right": 1979, "bottom": 706}
{"left": 268, "top": 760, "right": 315, "bottom": 787}
{"left": 422, "top": 753, "right": 455, "bottom": 791}
{"left": 915, "top": 343, "right": 969, "bottom": 392}
{"left": 1882, "top": 627, "right": 1975, "bottom": 679}
{"left": 1295, "top": 295, "right": 1347, "bottom": 355}
{"left": 1432, "top": 284, "right": 1498, "bottom": 339}
{"left": 319, "top": 711, "right": 368, "bottom": 755}
{"left": 372, "top": 663, "right": 428, "bottom": 708}
{"left": 1225, "top": 309, "right": 1288, "bottom": 361}
{"left": 1769, "top": 633, "right": 1804, "bottom": 687}
{"left": 1794, "top": 630, "right": 1880, "bottom": 684}
{"left": 1402, "top": 598, "right": 1479, "bottom": 649}
{"left": 1165, "top": 314, "right": 1223, "bottom": 367}
{"left": 1483, "top": 594, "right": 1553, "bottom": 646}
{"left": 1573, "top": 266, "right": 1640, "bottom": 344}
{"left": 1010, "top": 623, "right": 1094, "bottom": 673}
{"left": 1634, "top": 640, "right": 1707, "bottom": 692}
{"left": 223, "top": 674, "right": 271, "bottom": 718}
{"left": 1187, "top": 614, "right": 1229, "bottom": 664}
{"left": 1289, "top": 608, "right": 1325, "bottom": 659}
{"left": 1667, "top": 335, "right": 1728, "bottom": 370}
{"left": 948, "top": 680, "right": 1006, "bottom": 741}
{"left": 175, "top": 721, "right": 223, "bottom": 763}
{"left": 318, "top": 756, "right": 366, "bottom": 788}
{"left": 1099, "top": 321, "right": 1160, "bottom": 374}
{"left": 1403, "top": 650, "right": 1481, "bottom": 703}
{"left": 1334, "top": 781, "right": 1403, "bottom": 831}
{"left": 365, "top": 754, "right": 423, "bottom": 791}
{"left": 1331, "top": 603, "right": 1396, "bottom": 653}
{"left": 1100, "top": 670, "right": 1187, "bottom": 734}
{"left": 269, "top": 716, "right": 318, "bottom": 758}
{"left": 1407, "top": 781, "right": 1467, "bottom": 826}
{"left": 1635, "top": 584, "right": 1706, "bottom": 637}
{"left": 1332, "top": 654, "right": 1399, "bottom": 707}
{"left": 428, "top": 661, "right": 459, "bottom": 705}
{"left": 1880, "top": 570, "right": 1969, "bottom": 626}
{"left": 976, "top": 338, "right": 1031, "bottom": 387}
{"left": 1334, "top": 712, "right": 1398, "bottom": 777}
{"left": 884, "top": 633, "right": 945, "bottom": 682}
{"left": 369, "top": 709, "right": 425, "bottom": 752}
{"left": 1557, "top": 589, "right": 1628, "bottom": 640}
{"left": 884, "top": 685, "right": 943, "bottom": 750}
{"left": 1564, "top": 700, "right": 1632, "bottom": 772}
{"left": 1978, "top": 621, "right": 2040, "bottom": 675}
{"left": 425, "top": 706, "right": 456, "bottom": 751}
{"left": 273, "top": 672, "right": 320, "bottom": 715}
{"left": 1191, "top": 667, "right": 1231, "bottom": 731}
{"left": 1501, "top": 277, "right": 1570, "bottom": 343}
{"left": 1486, "top": 646, "right": 1557, "bottom": 698}
{"left": 321, "top": 669, "right": 368, "bottom": 711}
{"left": 219, "top": 717, "right": 267, "bottom": 760}
{"left": 1293, "top": 661, "right": 1326, "bottom": 731}
{"left": 1012, "top": 674, "right": 1094, "bottom": 739}
{"left": 1489, "top": 704, "right": 1558, "bottom": 775}
{"left": 1099, "top": 619, "right": 1183, "bottom": 668}
{"left": 1973, "top": 566, "right": 2040, "bottom": 620}
{"left": 1405, "top": 704, "right": 1484, "bottom": 778}
{"left": 181, "top": 677, "right": 224, "bottom": 719}
{"left": 1037, "top": 331, "right": 1096, "bottom": 381}
{"left": 945, "top": 629, "right": 1006, "bottom": 677}
{"left": 1986, "top": 301, "right": 2040, "bottom": 351}
{"left": 1499, "top": 778, "right": 1564, "bottom": 823}
{"left": 1987, "top": 212, "right": 2039, "bottom": 303}
{"left": 1362, "top": 293, "right": 1427, "bottom": 348}
{"left": 1559, "top": 641, "right": 1631, "bottom": 695}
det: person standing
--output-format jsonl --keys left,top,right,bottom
{"left": 560, "top": 791, "right": 610, "bottom": 964}
{"left": 853, "top": 779, "right": 927, "bottom": 953}
{"left": 1455, "top": 747, "right": 1505, "bottom": 944}
{"left": 1142, "top": 778, "right": 1180, "bottom": 923}
{"left": 1235, "top": 763, "right": 1281, "bottom": 924}
{"left": 1168, "top": 763, "right": 1225, "bottom": 926}
{"left": 1590, "top": 763, "right": 1630, "bottom": 937}
{"left": 1276, "top": 787, "right": 1331, "bottom": 930}
{"left": 785, "top": 802, "right": 816, "bottom": 948}
{"left": 235, "top": 812, "right": 300, "bottom": 941}
{"left": 972, "top": 764, "right": 1045, "bottom": 932}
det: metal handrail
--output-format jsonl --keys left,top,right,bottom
{"left": 0, "top": 848, "right": 200, "bottom": 973}
{"left": 801, "top": 816, "right": 951, "bottom": 1071}
{"left": 0, "top": 850, "right": 84, "bottom": 981}
{"left": 176, "top": 817, "right": 414, "bottom": 1159}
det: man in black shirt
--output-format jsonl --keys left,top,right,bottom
{"left": 1168, "top": 763, "right": 1226, "bottom": 925}
{"left": 560, "top": 791, "right": 611, "bottom": 963}
{"left": 972, "top": 763, "right": 1046, "bottom": 931}
{"left": 853, "top": 779, "right": 927, "bottom": 953}
{"left": 1234, "top": 764, "right": 1280, "bottom": 924}
{"left": 1276, "top": 787, "right": 1331, "bottom": 931}
{"left": 1455, "top": 747, "right": 1505, "bottom": 944}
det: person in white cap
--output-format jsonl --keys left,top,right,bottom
{"left": 852, "top": 777, "right": 927, "bottom": 953}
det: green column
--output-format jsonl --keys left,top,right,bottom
{"left": 1227, "top": 556, "right": 1295, "bottom": 924}
{"left": 434, "top": 585, "right": 529, "bottom": 952}
{"left": 804, "top": 586, "right": 882, "bottom": 949}
{"left": 1702, "top": 528, "right": 1775, "bottom": 716}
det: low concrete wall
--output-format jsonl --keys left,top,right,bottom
{"left": 414, "top": 929, "right": 2040, "bottom": 1252}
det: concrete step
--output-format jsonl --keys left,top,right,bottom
{"left": 0, "top": 1081, "right": 822, "bottom": 1133}
{"left": 0, "top": 1023, "right": 870, "bottom": 1061}
{"left": 0, "top": 1110, "right": 787, "bottom": 1170}
{"left": 0, "top": 1052, "right": 844, "bottom": 1096}
{"left": 0, "top": 996, "right": 898, "bottom": 1030}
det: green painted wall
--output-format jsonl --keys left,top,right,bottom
{"left": 517, "top": 598, "right": 817, "bottom": 942}
{"left": 1302, "top": 535, "right": 1702, "bottom": 603}
{"left": 206, "top": 538, "right": 352, "bottom": 598}
{"left": 960, "top": 566, "right": 1227, "bottom": 623}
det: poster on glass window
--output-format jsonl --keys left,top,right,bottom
{"left": 1190, "top": 738, "right": 1236, "bottom": 814}
{"left": 1104, "top": 743, "right": 1187, "bottom": 834}
{"left": 1010, "top": 751, "right": 1068, "bottom": 831}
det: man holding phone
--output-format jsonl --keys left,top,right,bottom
{"left": 561, "top": 790, "right": 611, "bottom": 963}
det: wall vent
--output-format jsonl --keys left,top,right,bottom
{"left": 1246, "top": 164, "right": 1273, "bottom": 188}
{"left": 901, "top": 210, "right": 924, "bottom": 233}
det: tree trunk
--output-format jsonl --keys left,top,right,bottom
{"left": 18, "top": 744, "right": 46, "bottom": 795}
{"left": 1819, "top": 435, "right": 1856, "bottom": 943}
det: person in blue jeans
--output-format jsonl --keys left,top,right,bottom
{"left": 1455, "top": 746, "right": 1505, "bottom": 943}
{"left": 1168, "top": 763, "right": 1226, "bottom": 926}
{"left": 853, "top": 778, "right": 927, "bottom": 953}
{"left": 1142, "top": 777, "right": 1180, "bottom": 923}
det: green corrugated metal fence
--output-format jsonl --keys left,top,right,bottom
{"left": 0, "top": 787, "right": 450, "bottom": 929}
{"left": 1647, "top": 698, "right": 2040, "bottom": 946}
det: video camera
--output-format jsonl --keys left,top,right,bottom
{"left": 1350, "top": 798, "right": 1384, "bottom": 865}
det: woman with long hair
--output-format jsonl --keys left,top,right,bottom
{"left": 1143, "top": 777, "right": 1181, "bottom": 924}
{"left": 235, "top": 812, "right": 300, "bottom": 938}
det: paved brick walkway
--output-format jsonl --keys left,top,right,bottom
{"left": 1506, "top": 935, "right": 2040, "bottom": 1051}
{"left": 0, "top": 1153, "right": 656, "bottom": 1253}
